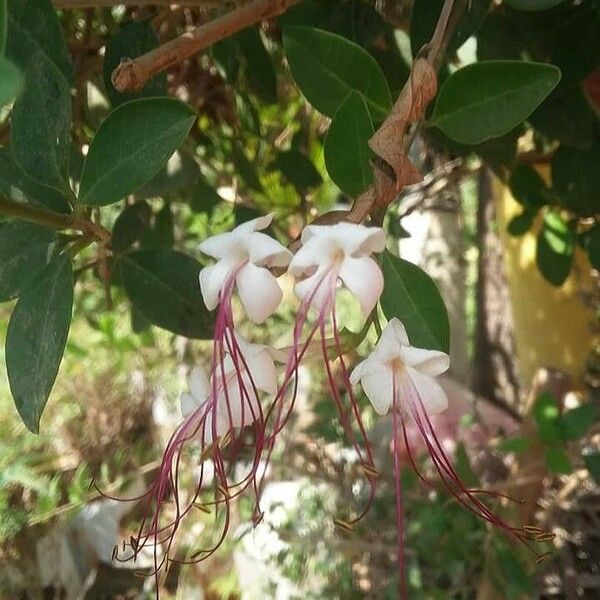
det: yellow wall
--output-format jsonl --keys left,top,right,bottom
{"left": 495, "top": 172, "right": 594, "bottom": 384}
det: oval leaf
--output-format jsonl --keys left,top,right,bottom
{"left": 79, "top": 98, "right": 196, "bottom": 206}
{"left": 0, "top": 221, "right": 57, "bottom": 301}
{"left": 430, "top": 61, "right": 561, "bottom": 144}
{"left": 324, "top": 91, "right": 374, "bottom": 198}
{"left": 283, "top": 26, "right": 392, "bottom": 120}
{"left": 118, "top": 249, "right": 212, "bottom": 339}
{"left": 11, "top": 52, "right": 72, "bottom": 192}
{"left": 103, "top": 20, "right": 167, "bottom": 108}
{"left": 536, "top": 211, "right": 574, "bottom": 286}
{"left": 0, "top": 56, "right": 22, "bottom": 105}
{"left": 380, "top": 250, "right": 450, "bottom": 353}
{"left": 6, "top": 252, "right": 73, "bottom": 433}
{"left": 272, "top": 149, "right": 322, "bottom": 190}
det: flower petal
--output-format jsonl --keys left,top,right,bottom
{"left": 248, "top": 232, "right": 293, "bottom": 268}
{"left": 189, "top": 367, "right": 209, "bottom": 401}
{"left": 339, "top": 256, "right": 383, "bottom": 316}
{"left": 289, "top": 236, "right": 337, "bottom": 277}
{"left": 294, "top": 269, "right": 334, "bottom": 313}
{"left": 399, "top": 347, "right": 450, "bottom": 376}
{"left": 361, "top": 370, "right": 393, "bottom": 415}
{"left": 372, "top": 317, "right": 409, "bottom": 364}
{"left": 199, "top": 232, "right": 245, "bottom": 261}
{"left": 219, "top": 374, "right": 261, "bottom": 428}
{"left": 247, "top": 348, "right": 278, "bottom": 395}
{"left": 334, "top": 223, "right": 386, "bottom": 256}
{"left": 407, "top": 367, "right": 448, "bottom": 415}
{"left": 235, "top": 212, "right": 273, "bottom": 233}
{"left": 199, "top": 260, "right": 236, "bottom": 310}
{"left": 236, "top": 263, "right": 282, "bottom": 323}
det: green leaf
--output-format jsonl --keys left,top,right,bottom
{"left": 324, "top": 91, "right": 374, "bottom": 198}
{"left": 118, "top": 249, "right": 212, "bottom": 339}
{"left": 380, "top": 251, "right": 450, "bottom": 353}
{"left": 533, "top": 391, "right": 561, "bottom": 443}
{"left": 191, "top": 177, "right": 223, "bottom": 215}
{"left": 509, "top": 165, "right": 547, "bottom": 209}
{"left": 544, "top": 446, "right": 572, "bottom": 475}
{"left": 233, "top": 146, "right": 262, "bottom": 192}
{"left": 560, "top": 403, "right": 597, "bottom": 441}
{"left": 79, "top": 98, "right": 196, "bottom": 206}
{"left": 0, "top": 221, "right": 56, "bottom": 302}
{"left": 103, "top": 20, "right": 167, "bottom": 107}
{"left": 430, "top": 61, "right": 561, "bottom": 144}
{"left": 6, "top": 253, "right": 73, "bottom": 433}
{"left": 529, "top": 87, "right": 594, "bottom": 149}
{"left": 552, "top": 142, "right": 600, "bottom": 217}
{"left": 111, "top": 201, "right": 151, "bottom": 252}
{"left": 586, "top": 226, "right": 600, "bottom": 271}
{"left": 6, "top": 0, "right": 73, "bottom": 83}
{"left": 11, "top": 53, "right": 72, "bottom": 192}
{"left": 0, "top": 56, "right": 21, "bottom": 105}
{"left": 505, "top": 0, "right": 566, "bottom": 10}
{"left": 283, "top": 26, "right": 392, "bottom": 120}
{"left": 583, "top": 451, "right": 600, "bottom": 484}
{"left": 272, "top": 149, "right": 322, "bottom": 190}
{"left": 507, "top": 211, "right": 535, "bottom": 237}
{"left": 410, "top": 0, "right": 489, "bottom": 57}
{"left": 141, "top": 203, "right": 174, "bottom": 249}
{"left": 497, "top": 436, "right": 532, "bottom": 453}
{"left": 235, "top": 27, "right": 277, "bottom": 104}
{"left": 0, "top": 148, "right": 71, "bottom": 214}
{"left": 0, "top": 0, "right": 6, "bottom": 55}
{"left": 536, "top": 211, "right": 574, "bottom": 286}
{"left": 137, "top": 151, "right": 199, "bottom": 199}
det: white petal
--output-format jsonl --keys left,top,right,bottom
{"left": 407, "top": 367, "right": 448, "bottom": 415}
{"left": 246, "top": 348, "right": 278, "bottom": 395}
{"left": 201, "top": 408, "right": 228, "bottom": 445}
{"left": 235, "top": 212, "right": 273, "bottom": 233}
{"left": 372, "top": 317, "right": 408, "bottom": 362}
{"left": 361, "top": 370, "right": 393, "bottom": 415}
{"left": 189, "top": 367, "right": 209, "bottom": 401}
{"left": 333, "top": 223, "right": 386, "bottom": 256}
{"left": 219, "top": 374, "right": 261, "bottom": 428}
{"left": 248, "top": 232, "right": 292, "bottom": 268}
{"left": 339, "top": 256, "right": 383, "bottom": 316}
{"left": 350, "top": 357, "right": 371, "bottom": 386}
{"left": 199, "top": 260, "right": 237, "bottom": 310}
{"left": 199, "top": 232, "right": 245, "bottom": 261}
{"left": 399, "top": 347, "right": 450, "bottom": 376}
{"left": 294, "top": 269, "right": 334, "bottom": 312}
{"left": 289, "top": 236, "right": 337, "bottom": 277}
{"left": 180, "top": 393, "right": 200, "bottom": 418}
{"left": 236, "top": 263, "right": 282, "bottom": 323}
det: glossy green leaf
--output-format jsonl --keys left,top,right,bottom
{"left": 283, "top": 26, "right": 392, "bottom": 120}
{"left": 11, "top": 53, "right": 72, "bottom": 192}
{"left": 410, "top": 0, "right": 489, "bottom": 57}
{"left": 509, "top": 165, "right": 547, "bottom": 209}
{"left": 380, "top": 251, "right": 450, "bottom": 353}
{"left": 111, "top": 201, "right": 151, "bottom": 252}
{"left": 79, "top": 98, "right": 196, "bottom": 206}
{"left": 118, "top": 249, "right": 212, "bottom": 339}
{"left": 140, "top": 203, "right": 174, "bottom": 249}
{"left": 507, "top": 211, "right": 535, "bottom": 237}
{"left": 6, "top": 253, "right": 73, "bottom": 433}
{"left": 0, "top": 56, "right": 21, "bottom": 105}
{"left": 235, "top": 27, "right": 277, "bottom": 104}
{"left": 272, "top": 149, "right": 322, "bottom": 190}
{"left": 6, "top": 0, "right": 73, "bottom": 83}
{"left": 430, "top": 61, "right": 561, "bottom": 144}
{"left": 583, "top": 451, "right": 600, "bottom": 484}
{"left": 0, "top": 148, "right": 71, "bottom": 214}
{"left": 536, "top": 211, "right": 574, "bottom": 286}
{"left": 0, "top": 221, "right": 56, "bottom": 302}
{"left": 560, "top": 403, "right": 597, "bottom": 441}
{"left": 324, "top": 91, "right": 374, "bottom": 198}
{"left": 191, "top": 177, "right": 223, "bottom": 215}
{"left": 544, "top": 446, "right": 572, "bottom": 475}
{"left": 138, "top": 151, "right": 199, "bottom": 199}
{"left": 533, "top": 392, "right": 561, "bottom": 443}
{"left": 104, "top": 20, "right": 166, "bottom": 107}
{"left": 552, "top": 142, "right": 600, "bottom": 217}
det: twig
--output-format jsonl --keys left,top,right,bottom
{"left": 111, "top": 0, "right": 300, "bottom": 93}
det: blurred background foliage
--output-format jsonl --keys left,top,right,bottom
{"left": 1, "top": 0, "right": 600, "bottom": 598}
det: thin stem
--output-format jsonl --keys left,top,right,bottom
{"left": 0, "top": 196, "right": 74, "bottom": 230}
{"left": 111, "top": 0, "right": 301, "bottom": 93}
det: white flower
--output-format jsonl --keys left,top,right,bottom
{"left": 199, "top": 214, "right": 292, "bottom": 323}
{"left": 350, "top": 318, "right": 450, "bottom": 416}
{"left": 288, "top": 222, "right": 385, "bottom": 315}
{"left": 180, "top": 333, "right": 282, "bottom": 437}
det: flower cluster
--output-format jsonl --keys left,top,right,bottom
{"left": 118, "top": 213, "right": 541, "bottom": 597}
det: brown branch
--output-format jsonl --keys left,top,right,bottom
{"left": 111, "top": 0, "right": 300, "bottom": 93}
